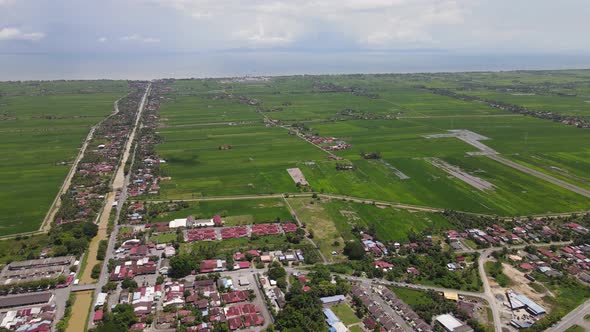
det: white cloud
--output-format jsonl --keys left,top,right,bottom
{"left": 145, "top": 0, "right": 472, "bottom": 48}
{"left": 98, "top": 36, "right": 108, "bottom": 43}
{"left": 0, "top": 27, "right": 44, "bottom": 41}
{"left": 120, "top": 34, "right": 160, "bottom": 43}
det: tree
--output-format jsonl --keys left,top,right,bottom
{"left": 343, "top": 241, "right": 365, "bottom": 260}
{"left": 121, "top": 277, "right": 137, "bottom": 291}
{"left": 102, "top": 281, "right": 117, "bottom": 293}
{"left": 169, "top": 254, "right": 195, "bottom": 278}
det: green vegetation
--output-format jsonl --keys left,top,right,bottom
{"left": 154, "top": 73, "right": 590, "bottom": 215}
{"left": 91, "top": 304, "right": 138, "bottom": 332}
{"left": 391, "top": 287, "right": 485, "bottom": 331}
{"left": 287, "top": 197, "right": 452, "bottom": 261}
{"left": 564, "top": 325, "right": 585, "bottom": 332}
{"left": 274, "top": 265, "right": 349, "bottom": 332}
{"left": 149, "top": 232, "right": 177, "bottom": 244}
{"left": 0, "top": 81, "right": 127, "bottom": 235}
{"left": 330, "top": 303, "right": 361, "bottom": 326}
{"left": 146, "top": 198, "right": 292, "bottom": 225}
{"left": 0, "top": 234, "right": 51, "bottom": 264}
{"left": 91, "top": 263, "right": 102, "bottom": 279}
{"left": 185, "top": 234, "right": 321, "bottom": 265}
{"left": 96, "top": 240, "right": 107, "bottom": 260}
{"left": 56, "top": 293, "right": 75, "bottom": 332}
{"left": 484, "top": 261, "right": 511, "bottom": 287}
{"left": 523, "top": 275, "right": 590, "bottom": 331}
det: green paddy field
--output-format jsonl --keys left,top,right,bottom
{"left": 154, "top": 71, "right": 590, "bottom": 216}
{"left": 0, "top": 81, "right": 127, "bottom": 235}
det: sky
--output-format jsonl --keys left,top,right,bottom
{"left": 1, "top": 0, "right": 590, "bottom": 55}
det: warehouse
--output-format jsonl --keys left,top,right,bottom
{"left": 0, "top": 292, "right": 53, "bottom": 309}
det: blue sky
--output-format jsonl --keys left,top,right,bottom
{"left": 1, "top": 0, "right": 589, "bottom": 54}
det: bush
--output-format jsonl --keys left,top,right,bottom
{"left": 96, "top": 240, "right": 108, "bottom": 261}
{"left": 91, "top": 263, "right": 102, "bottom": 279}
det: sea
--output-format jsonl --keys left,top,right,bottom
{"left": 1, "top": 51, "right": 590, "bottom": 81}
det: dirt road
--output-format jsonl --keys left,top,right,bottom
{"left": 41, "top": 98, "right": 123, "bottom": 233}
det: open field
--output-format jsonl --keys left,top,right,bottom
{"left": 149, "top": 72, "right": 590, "bottom": 216}
{"left": 156, "top": 123, "right": 326, "bottom": 198}
{"left": 0, "top": 81, "right": 127, "bottom": 235}
{"left": 330, "top": 303, "right": 361, "bottom": 326}
{"left": 147, "top": 198, "right": 293, "bottom": 225}
{"left": 287, "top": 197, "right": 452, "bottom": 245}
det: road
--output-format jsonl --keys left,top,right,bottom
{"left": 282, "top": 196, "right": 328, "bottom": 264}
{"left": 78, "top": 83, "right": 151, "bottom": 330}
{"left": 488, "top": 154, "right": 590, "bottom": 199}
{"left": 357, "top": 282, "right": 414, "bottom": 332}
{"left": 478, "top": 248, "right": 503, "bottom": 332}
{"left": 139, "top": 193, "right": 590, "bottom": 220}
{"left": 41, "top": 97, "right": 123, "bottom": 233}
{"left": 546, "top": 299, "right": 590, "bottom": 332}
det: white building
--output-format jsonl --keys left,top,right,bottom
{"left": 169, "top": 218, "right": 187, "bottom": 229}
{"left": 435, "top": 314, "right": 473, "bottom": 332}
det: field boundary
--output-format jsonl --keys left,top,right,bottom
{"left": 135, "top": 192, "right": 590, "bottom": 220}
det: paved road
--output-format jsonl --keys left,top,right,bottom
{"left": 546, "top": 299, "right": 590, "bottom": 332}
{"left": 84, "top": 84, "right": 151, "bottom": 330}
{"left": 478, "top": 248, "right": 503, "bottom": 332}
{"left": 217, "top": 269, "right": 274, "bottom": 331}
{"left": 358, "top": 282, "right": 414, "bottom": 332}
{"left": 488, "top": 154, "right": 590, "bottom": 199}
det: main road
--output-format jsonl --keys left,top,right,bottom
{"left": 63, "top": 83, "right": 151, "bottom": 332}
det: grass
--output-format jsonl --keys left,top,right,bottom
{"left": 286, "top": 198, "right": 346, "bottom": 262}
{"left": 184, "top": 234, "right": 320, "bottom": 262}
{"left": 348, "top": 326, "right": 364, "bottom": 332}
{"left": 289, "top": 197, "right": 452, "bottom": 244}
{"left": 0, "top": 81, "right": 127, "bottom": 235}
{"left": 484, "top": 261, "right": 511, "bottom": 287}
{"left": 330, "top": 303, "right": 360, "bottom": 326}
{"left": 564, "top": 325, "right": 585, "bottom": 332}
{"left": 0, "top": 234, "right": 51, "bottom": 264}
{"left": 152, "top": 75, "right": 590, "bottom": 216}
{"left": 150, "top": 232, "right": 178, "bottom": 244}
{"left": 389, "top": 286, "right": 434, "bottom": 307}
{"left": 147, "top": 198, "right": 293, "bottom": 225}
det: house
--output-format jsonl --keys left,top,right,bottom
{"left": 374, "top": 261, "right": 394, "bottom": 271}
{"left": 435, "top": 314, "right": 473, "bottom": 332}
{"left": 320, "top": 295, "right": 345, "bottom": 305}
{"left": 235, "top": 261, "right": 250, "bottom": 270}
{"left": 169, "top": 218, "right": 187, "bottom": 229}
{"left": 93, "top": 310, "right": 103, "bottom": 322}
{"left": 159, "top": 259, "right": 170, "bottom": 275}
{"left": 200, "top": 259, "right": 227, "bottom": 273}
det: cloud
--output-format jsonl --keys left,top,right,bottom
{"left": 98, "top": 37, "right": 108, "bottom": 43}
{"left": 146, "top": 0, "right": 472, "bottom": 48}
{"left": 120, "top": 34, "right": 160, "bottom": 43}
{"left": 0, "top": 27, "right": 44, "bottom": 41}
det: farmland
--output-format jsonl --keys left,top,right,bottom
{"left": 0, "top": 81, "right": 127, "bottom": 235}
{"left": 154, "top": 72, "right": 590, "bottom": 216}
{"left": 146, "top": 198, "right": 293, "bottom": 225}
